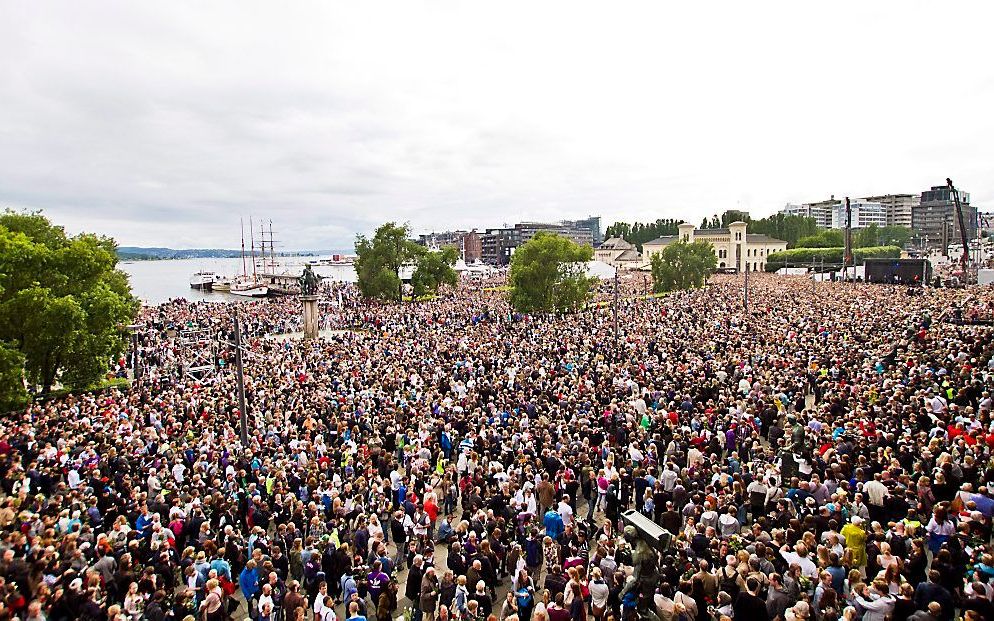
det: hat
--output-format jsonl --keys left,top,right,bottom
{"left": 69, "top": 578, "right": 83, "bottom": 591}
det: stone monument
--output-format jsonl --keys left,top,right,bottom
{"left": 299, "top": 264, "right": 322, "bottom": 339}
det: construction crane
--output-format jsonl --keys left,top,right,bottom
{"left": 946, "top": 178, "right": 971, "bottom": 282}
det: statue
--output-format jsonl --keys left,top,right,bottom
{"left": 620, "top": 524, "right": 662, "bottom": 621}
{"left": 299, "top": 264, "right": 321, "bottom": 296}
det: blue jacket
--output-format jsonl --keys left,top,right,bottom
{"left": 543, "top": 510, "right": 564, "bottom": 539}
{"left": 239, "top": 567, "right": 259, "bottom": 600}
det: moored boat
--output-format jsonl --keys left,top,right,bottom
{"left": 189, "top": 271, "right": 217, "bottom": 291}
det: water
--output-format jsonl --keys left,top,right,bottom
{"left": 119, "top": 256, "right": 357, "bottom": 304}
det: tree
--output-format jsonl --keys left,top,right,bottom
{"left": 649, "top": 240, "right": 717, "bottom": 293}
{"left": 875, "top": 225, "right": 913, "bottom": 248}
{"left": 0, "top": 211, "right": 138, "bottom": 398}
{"left": 796, "top": 229, "right": 844, "bottom": 248}
{"left": 509, "top": 232, "right": 596, "bottom": 313}
{"left": 354, "top": 222, "right": 424, "bottom": 302}
{"left": 411, "top": 246, "right": 458, "bottom": 298}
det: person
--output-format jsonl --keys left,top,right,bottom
{"left": 347, "top": 600, "right": 369, "bottom": 621}
{"left": 421, "top": 567, "right": 439, "bottom": 621}
{"left": 378, "top": 580, "right": 399, "bottom": 621}
{"left": 854, "top": 581, "right": 895, "bottom": 621}
{"left": 732, "top": 577, "right": 769, "bottom": 621}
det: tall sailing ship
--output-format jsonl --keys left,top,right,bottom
{"left": 230, "top": 217, "right": 269, "bottom": 297}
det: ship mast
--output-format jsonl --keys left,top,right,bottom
{"left": 240, "top": 218, "right": 247, "bottom": 278}
{"left": 250, "top": 216, "right": 257, "bottom": 281}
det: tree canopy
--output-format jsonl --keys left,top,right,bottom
{"left": 604, "top": 219, "right": 683, "bottom": 251}
{"left": 411, "top": 246, "right": 458, "bottom": 298}
{"left": 649, "top": 240, "right": 717, "bottom": 293}
{"left": 0, "top": 211, "right": 138, "bottom": 406}
{"left": 796, "top": 229, "right": 845, "bottom": 248}
{"left": 509, "top": 232, "right": 595, "bottom": 313}
{"left": 355, "top": 222, "right": 458, "bottom": 302}
{"left": 354, "top": 222, "right": 423, "bottom": 302}
{"left": 700, "top": 212, "right": 819, "bottom": 247}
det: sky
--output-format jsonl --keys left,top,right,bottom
{"left": 1, "top": 1, "right": 993, "bottom": 250}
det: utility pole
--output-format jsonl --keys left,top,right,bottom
{"left": 844, "top": 197, "right": 852, "bottom": 282}
{"left": 613, "top": 269, "right": 619, "bottom": 344}
{"left": 743, "top": 263, "right": 749, "bottom": 311}
{"left": 947, "top": 178, "right": 972, "bottom": 283}
{"left": 232, "top": 310, "right": 249, "bottom": 445}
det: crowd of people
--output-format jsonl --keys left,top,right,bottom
{"left": 1, "top": 272, "right": 993, "bottom": 621}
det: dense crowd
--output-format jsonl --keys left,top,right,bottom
{"left": 1, "top": 273, "right": 994, "bottom": 621}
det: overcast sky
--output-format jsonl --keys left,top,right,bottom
{"left": 1, "top": 1, "right": 992, "bottom": 250}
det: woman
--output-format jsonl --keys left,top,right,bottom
{"left": 587, "top": 568, "right": 609, "bottom": 621}
{"left": 875, "top": 563, "right": 905, "bottom": 596}
{"left": 452, "top": 575, "right": 470, "bottom": 618}
{"left": 925, "top": 506, "right": 955, "bottom": 554}
{"left": 200, "top": 578, "right": 225, "bottom": 621}
{"left": 122, "top": 582, "right": 144, "bottom": 621}
{"left": 905, "top": 539, "right": 928, "bottom": 588}
{"left": 840, "top": 517, "right": 867, "bottom": 568}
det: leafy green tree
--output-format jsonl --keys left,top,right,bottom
{"left": 796, "top": 229, "right": 845, "bottom": 248}
{"left": 354, "top": 222, "right": 424, "bottom": 302}
{"left": 0, "top": 343, "right": 27, "bottom": 411}
{"left": 509, "top": 232, "right": 596, "bottom": 313}
{"left": 649, "top": 240, "right": 717, "bottom": 293}
{"left": 875, "top": 225, "right": 913, "bottom": 248}
{"left": 411, "top": 246, "right": 458, "bottom": 298}
{"left": 0, "top": 211, "right": 138, "bottom": 397}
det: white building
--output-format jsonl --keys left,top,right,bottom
{"left": 642, "top": 222, "right": 788, "bottom": 272}
{"left": 593, "top": 237, "right": 642, "bottom": 267}
{"left": 862, "top": 194, "right": 918, "bottom": 228}
{"left": 780, "top": 201, "right": 835, "bottom": 228}
{"left": 831, "top": 201, "right": 887, "bottom": 229}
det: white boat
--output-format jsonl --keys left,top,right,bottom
{"left": 213, "top": 280, "right": 232, "bottom": 292}
{"left": 230, "top": 280, "right": 268, "bottom": 297}
{"left": 189, "top": 271, "right": 219, "bottom": 291}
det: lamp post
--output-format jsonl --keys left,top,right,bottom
{"left": 125, "top": 324, "right": 141, "bottom": 379}
{"left": 232, "top": 310, "right": 249, "bottom": 446}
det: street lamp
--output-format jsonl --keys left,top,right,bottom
{"left": 124, "top": 324, "right": 141, "bottom": 379}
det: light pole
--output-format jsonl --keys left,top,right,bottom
{"left": 125, "top": 324, "right": 141, "bottom": 379}
{"left": 232, "top": 310, "right": 249, "bottom": 446}
{"left": 613, "top": 269, "right": 619, "bottom": 345}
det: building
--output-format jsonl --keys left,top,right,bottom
{"left": 642, "top": 222, "right": 788, "bottom": 272}
{"left": 480, "top": 228, "right": 523, "bottom": 266}
{"left": 594, "top": 237, "right": 641, "bottom": 267}
{"left": 780, "top": 198, "right": 837, "bottom": 228}
{"left": 479, "top": 218, "right": 600, "bottom": 265}
{"left": 562, "top": 216, "right": 603, "bottom": 247}
{"left": 912, "top": 185, "right": 977, "bottom": 249}
{"left": 418, "top": 229, "right": 483, "bottom": 262}
{"left": 861, "top": 193, "right": 918, "bottom": 228}
{"left": 831, "top": 201, "right": 887, "bottom": 229}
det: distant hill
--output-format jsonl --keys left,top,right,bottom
{"left": 117, "top": 247, "right": 321, "bottom": 260}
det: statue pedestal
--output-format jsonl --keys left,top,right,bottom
{"left": 301, "top": 295, "right": 319, "bottom": 339}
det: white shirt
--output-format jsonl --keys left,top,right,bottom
{"left": 558, "top": 501, "right": 574, "bottom": 527}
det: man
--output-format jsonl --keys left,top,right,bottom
{"left": 915, "top": 570, "right": 953, "bottom": 620}
{"left": 367, "top": 561, "right": 389, "bottom": 605}
{"left": 536, "top": 475, "right": 556, "bottom": 515}
{"left": 765, "top": 573, "right": 793, "bottom": 620}
{"left": 283, "top": 580, "right": 307, "bottom": 620}
{"left": 733, "top": 577, "right": 769, "bottom": 621}
{"left": 543, "top": 507, "right": 564, "bottom": 540}
{"left": 346, "top": 600, "right": 368, "bottom": 621}
{"left": 908, "top": 602, "right": 943, "bottom": 621}
{"left": 420, "top": 567, "right": 439, "bottom": 621}
{"left": 557, "top": 496, "right": 574, "bottom": 529}
{"left": 406, "top": 555, "right": 426, "bottom": 621}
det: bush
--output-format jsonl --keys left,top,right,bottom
{"left": 764, "top": 245, "right": 901, "bottom": 272}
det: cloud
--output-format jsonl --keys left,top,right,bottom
{"left": 1, "top": 0, "right": 993, "bottom": 249}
